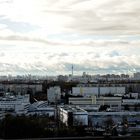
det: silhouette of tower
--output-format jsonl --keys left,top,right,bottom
{"left": 72, "top": 64, "right": 73, "bottom": 76}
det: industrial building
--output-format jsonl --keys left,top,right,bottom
{"left": 0, "top": 93, "right": 56, "bottom": 117}
{"left": 97, "top": 96, "right": 122, "bottom": 110}
{"left": 0, "top": 94, "right": 30, "bottom": 114}
{"left": 88, "top": 111, "right": 140, "bottom": 127}
{"left": 28, "top": 101, "right": 55, "bottom": 117}
{"left": 69, "top": 96, "right": 122, "bottom": 111}
{"left": 58, "top": 105, "right": 88, "bottom": 126}
{"left": 58, "top": 105, "right": 140, "bottom": 130}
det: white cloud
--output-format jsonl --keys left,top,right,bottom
{"left": 0, "top": 37, "right": 140, "bottom": 75}
{"left": 0, "top": 0, "right": 140, "bottom": 75}
{"left": 0, "top": 23, "right": 7, "bottom": 29}
{"left": 0, "top": 0, "right": 140, "bottom": 35}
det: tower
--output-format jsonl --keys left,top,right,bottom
{"left": 72, "top": 64, "right": 73, "bottom": 76}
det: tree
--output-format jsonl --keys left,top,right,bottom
{"left": 124, "top": 104, "right": 129, "bottom": 111}
{"left": 99, "top": 105, "right": 109, "bottom": 111}
{"left": 121, "top": 116, "right": 128, "bottom": 135}
{"left": 104, "top": 117, "right": 114, "bottom": 128}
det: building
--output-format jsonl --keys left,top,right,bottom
{"left": 57, "top": 75, "right": 68, "bottom": 82}
{"left": 0, "top": 94, "right": 30, "bottom": 114}
{"left": 0, "top": 83, "right": 42, "bottom": 95}
{"left": 58, "top": 105, "right": 140, "bottom": 129}
{"left": 58, "top": 105, "right": 88, "bottom": 126}
{"left": 97, "top": 96, "right": 122, "bottom": 110}
{"left": 69, "top": 96, "right": 97, "bottom": 105}
{"left": 72, "top": 87, "right": 98, "bottom": 96}
{"left": 88, "top": 111, "right": 140, "bottom": 127}
{"left": 122, "top": 99, "right": 140, "bottom": 105}
{"left": 133, "top": 72, "right": 140, "bottom": 79}
{"left": 69, "top": 96, "right": 122, "bottom": 111}
{"left": 28, "top": 101, "right": 55, "bottom": 117}
{"left": 47, "top": 86, "right": 61, "bottom": 103}
{"left": 72, "top": 87, "right": 125, "bottom": 97}
{"left": 59, "top": 105, "right": 140, "bottom": 128}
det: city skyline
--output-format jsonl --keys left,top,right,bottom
{"left": 0, "top": 0, "right": 140, "bottom": 75}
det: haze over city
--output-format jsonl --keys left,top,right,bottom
{"left": 0, "top": 0, "right": 140, "bottom": 76}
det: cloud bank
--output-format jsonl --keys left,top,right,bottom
{"left": 0, "top": 0, "right": 140, "bottom": 75}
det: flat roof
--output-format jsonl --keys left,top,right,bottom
{"left": 59, "top": 105, "right": 87, "bottom": 113}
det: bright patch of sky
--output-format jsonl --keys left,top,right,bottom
{"left": 0, "top": 0, "right": 140, "bottom": 76}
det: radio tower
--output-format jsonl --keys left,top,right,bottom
{"left": 72, "top": 64, "right": 74, "bottom": 76}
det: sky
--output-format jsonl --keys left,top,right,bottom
{"left": 0, "top": 0, "right": 140, "bottom": 76}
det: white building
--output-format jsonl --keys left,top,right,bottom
{"left": 69, "top": 96, "right": 122, "bottom": 111}
{"left": 58, "top": 105, "right": 88, "bottom": 126}
{"left": 97, "top": 96, "right": 122, "bottom": 111}
{"left": 122, "top": 99, "right": 140, "bottom": 105}
{"left": 58, "top": 105, "right": 140, "bottom": 127}
{"left": 100, "top": 87, "right": 125, "bottom": 95}
{"left": 47, "top": 86, "right": 61, "bottom": 103}
{"left": 72, "top": 87, "right": 125, "bottom": 97}
{"left": 0, "top": 94, "right": 30, "bottom": 114}
{"left": 72, "top": 87, "right": 98, "bottom": 96}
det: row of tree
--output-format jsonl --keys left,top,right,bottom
{"left": 0, "top": 114, "right": 86, "bottom": 139}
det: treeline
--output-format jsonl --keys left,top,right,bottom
{"left": 0, "top": 114, "right": 85, "bottom": 139}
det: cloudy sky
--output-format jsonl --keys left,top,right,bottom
{"left": 0, "top": 0, "right": 140, "bottom": 76}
